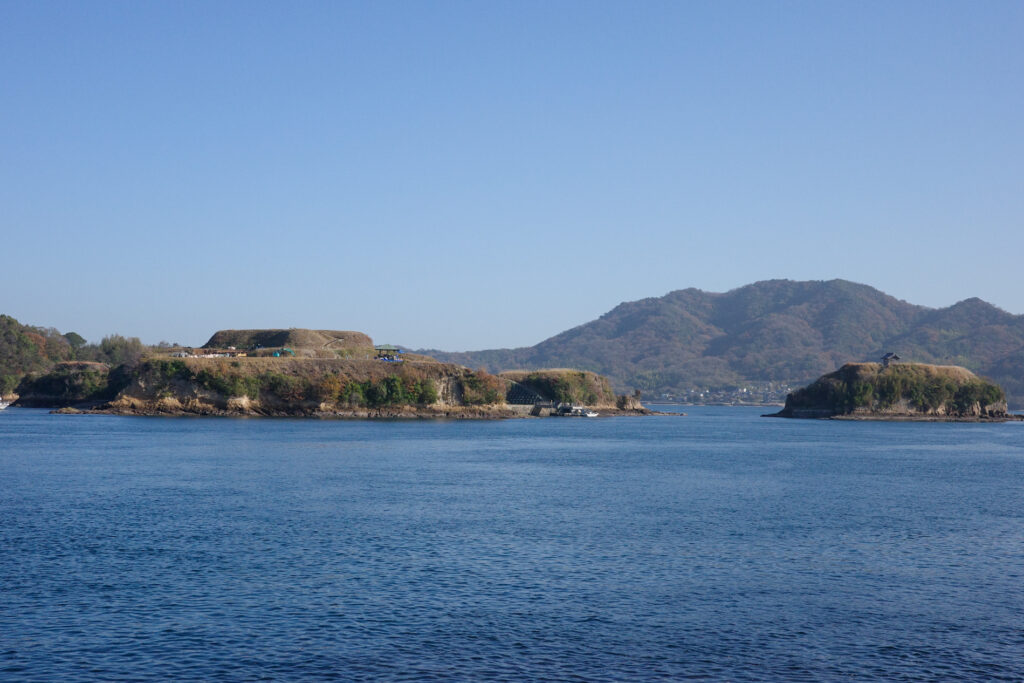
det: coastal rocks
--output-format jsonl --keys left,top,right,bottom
{"left": 616, "top": 391, "right": 646, "bottom": 412}
{"left": 226, "top": 395, "right": 255, "bottom": 412}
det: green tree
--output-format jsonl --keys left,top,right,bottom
{"left": 63, "top": 332, "right": 87, "bottom": 351}
{"left": 417, "top": 379, "right": 438, "bottom": 404}
{"left": 0, "top": 374, "right": 18, "bottom": 395}
{"left": 87, "top": 335, "right": 146, "bottom": 367}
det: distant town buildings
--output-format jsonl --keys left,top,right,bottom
{"left": 655, "top": 382, "right": 793, "bottom": 405}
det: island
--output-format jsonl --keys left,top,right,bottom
{"left": 767, "top": 361, "right": 1020, "bottom": 421}
{"left": 14, "top": 328, "right": 651, "bottom": 419}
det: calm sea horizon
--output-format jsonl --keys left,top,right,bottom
{"left": 2, "top": 406, "right": 1022, "bottom": 681}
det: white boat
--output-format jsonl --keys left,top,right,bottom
{"left": 556, "top": 403, "right": 599, "bottom": 417}
{"left": 0, "top": 400, "right": 10, "bottom": 410}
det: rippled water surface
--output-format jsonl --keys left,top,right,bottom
{"left": 2, "top": 407, "right": 1023, "bottom": 681}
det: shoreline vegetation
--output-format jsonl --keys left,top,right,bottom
{"left": 10, "top": 328, "right": 655, "bottom": 420}
{"left": 766, "top": 362, "right": 1022, "bottom": 422}
{"left": 3, "top": 321, "right": 1019, "bottom": 423}
{"left": 7, "top": 277, "right": 1024, "bottom": 410}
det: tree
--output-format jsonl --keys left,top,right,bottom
{"left": 417, "top": 379, "right": 438, "bottom": 404}
{"left": 316, "top": 374, "right": 343, "bottom": 402}
{"left": 97, "top": 335, "right": 146, "bottom": 367}
{"left": 63, "top": 332, "right": 87, "bottom": 351}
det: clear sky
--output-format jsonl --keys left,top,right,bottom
{"left": 3, "top": 1, "right": 1022, "bottom": 350}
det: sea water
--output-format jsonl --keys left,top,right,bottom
{"left": 1, "top": 406, "right": 1022, "bottom": 681}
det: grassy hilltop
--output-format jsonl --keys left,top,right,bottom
{"left": 203, "top": 329, "right": 374, "bottom": 357}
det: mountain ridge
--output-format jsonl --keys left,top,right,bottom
{"left": 420, "top": 279, "right": 1024, "bottom": 407}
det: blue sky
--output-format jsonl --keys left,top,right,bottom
{"left": 3, "top": 1, "right": 1022, "bottom": 349}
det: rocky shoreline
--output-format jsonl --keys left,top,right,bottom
{"left": 764, "top": 410, "right": 1024, "bottom": 422}
{"left": 51, "top": 401, "right": 659, "bottom": 420}
{"left": 12, "top": 349, "right": 660, "bottom": 420}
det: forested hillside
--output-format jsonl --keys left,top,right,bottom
{"left": 422, "top": 280, "right": 1024, "bottom": 406}
{"left": 0, "top": 314, "right": 145, "bottom": 395}
{"left": 0, "top": 315, "right": 75, "bottom": 394}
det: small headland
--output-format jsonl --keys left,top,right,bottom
{"left": 766, "top": 362, "right": 1021, "bottom": 421}
{"left": 13, "top": 361, "right": 122, "bottom": 408}
{"left": 20, "top": 329, "right": 655, "bottom": 419}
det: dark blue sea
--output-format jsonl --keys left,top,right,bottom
{"left": 1, "top": 406, "right": 1022, "bottom": 681}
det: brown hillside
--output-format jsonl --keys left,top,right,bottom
{"left": 204, "top": 329, "right": 373, "bottom": 351}
{"left": 841, "top": 362, "right": 978, "bottom": 383}
{"left": 173, "top": 356, "right": 440, "bottom": 383}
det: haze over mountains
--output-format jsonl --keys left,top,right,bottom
{"left": 422, "top": 280, "right": 1024, "bottom": 406}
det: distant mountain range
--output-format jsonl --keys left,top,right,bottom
{"left": 421, "top": 279, "right": 1024, "bottom": 407}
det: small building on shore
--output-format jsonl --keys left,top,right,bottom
{"left": 375, "top": 345, "right": 402, "bottom": 361}
{"left": 881, "top": 352, "right": 901, "bottom": 367}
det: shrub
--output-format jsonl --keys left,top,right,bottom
{"left": 416, "top": 379, "right": 438, "bottom": 404}
{"left": 260, "top": 372, "right": 308, "bottom": 402}
{"left": 341, "top": 381, "right": 366, "bottom": 406}
{"left": 847, "top": 380, "right": 874, "bottom": 411}
{"left": 316, "top": 374, "right": 343, "bottom": 403}
{"left": 363, "top": 376, "right": 410, "bottom": 407}
{"left": 15, "top": 364, "right": 113, "bottom": 404}
{"left": 195, "top": 369, "right": 259, "bottom": 399}
{"left": 462, "top": 370, "right": 503, "bottom": 405}
{"left": 154, "top": 359, "right": 191, "bottom": 381}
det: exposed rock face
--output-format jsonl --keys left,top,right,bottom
{"left": 770, "top": 362, "right": 1014, "bottom": 420}
{"left": 616, "top": 391, "right": 646, "bottom": 411}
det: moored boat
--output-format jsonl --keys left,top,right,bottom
{"left": 555, "top": 403, "right": 599, "bottom": 417}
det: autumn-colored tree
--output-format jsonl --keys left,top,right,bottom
{"left": 316, "top": 374, "right": 343, "bottom": 402}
